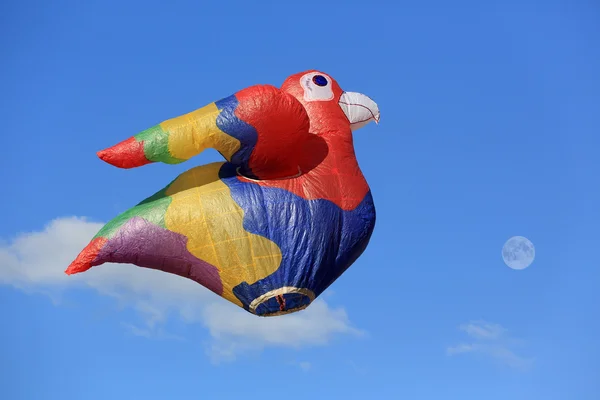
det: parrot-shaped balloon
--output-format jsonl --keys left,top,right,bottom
{"left": 66, "top": 70, "right": 380, "bottom": 316}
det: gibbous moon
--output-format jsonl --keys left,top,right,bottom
{"left": 502, "top": 236, "right": 535, "bottom": 270}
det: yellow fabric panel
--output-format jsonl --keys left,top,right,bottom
{"left": 163, "top": 162, "right": 282, "bottom": 306}
{"left": 160, "top": 102, "right": 240, "bottom": 161}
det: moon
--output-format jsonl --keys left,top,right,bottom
{"left": 502, "top": 236, "right": 535, "bottom": 270}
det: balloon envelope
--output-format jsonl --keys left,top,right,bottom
{"left": 66, "top": 70, "right": 380, "bottom": 316}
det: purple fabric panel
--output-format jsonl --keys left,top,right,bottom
{"left": 94, "top": 217, "right": 223, "bottom": 295}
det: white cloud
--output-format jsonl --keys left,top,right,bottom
{"left": 121, "top": 322, "right": 185, "bottom": 341}
{"left": 447, "top": 320, "right": 534, "bottom": 371}
{"left": 0, "top": 217, "right": 363, "bottom": 362}
{"left": 284, "top": 360, "right": 312, "bottom": 372}
{"left": 297, "top": 361, "right": 312, "bottom": 371}
{"left": 458, "top": 321, "right": 506, "bottom": 340}
{"left": 347, "top": 359, "right": 368, "bottom": 375}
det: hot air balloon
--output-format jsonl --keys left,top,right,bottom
{"left": 66, "top": 70, "right": 380, "bottom": 316}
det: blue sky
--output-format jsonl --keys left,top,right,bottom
{"left": 1, "top": 0, "right": 599, "bottom": 398}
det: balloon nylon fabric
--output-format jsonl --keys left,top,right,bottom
{"left": 66, "top": 70, "right": 380, "bottom": 317}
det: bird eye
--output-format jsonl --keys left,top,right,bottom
{"left": 312, "top": 75, "right": 328, "bottom": 87}
{"left": 300, "top": 72, "right": 334, "bottom": 102}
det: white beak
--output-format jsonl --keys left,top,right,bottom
{"left": 339, "top": 91, "right": 380, "bottom": 131}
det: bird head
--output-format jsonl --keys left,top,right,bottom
{"left": 280, "top": 70, "right": 380, "bottom": 135}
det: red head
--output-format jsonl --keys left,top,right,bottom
{"left": 281, "top": 70, "right": 380, "bottom": 136}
